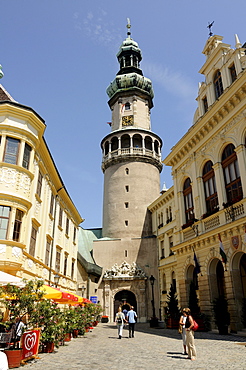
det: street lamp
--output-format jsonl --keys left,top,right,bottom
{"left": 54, "top": 274, "right": 60, "bottom": 288}
{"left": 149, "top": 275, "right": 156, "bottom": 319}
{"left": 81, "top": 285, "right": 86, "bottom": 297}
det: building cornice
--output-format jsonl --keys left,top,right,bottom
{"left": 164, "top": 72, "right": 246, "bottom": 168}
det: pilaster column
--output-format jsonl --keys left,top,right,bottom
{"left": 130, "top": 135, "right": 133, "bottom": 154}
{"left": 142, "top": 136, "right": 145, "bottom": 155}
{"left": 213, "top": 162, "right": 227, "bottom": 207}
{"left": 197, "top": 176, "right": 206, "bottom": 216}
{"left": 235, "top": 144, "right": 246, "bottom": 196}
{"left": 118, "top": 136, "right": 121, "bottom": 155}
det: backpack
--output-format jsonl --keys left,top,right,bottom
{"left": 116, "top": 314, "right": 123, "bottom": 324}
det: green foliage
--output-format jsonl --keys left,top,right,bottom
{"left": 166, "top": 284, "right": 181, "bottom": 320}
{"left": 212, "top": 295, "right": 230, "bottom": 329}
{"left": 30, "top": 299, "right": 63, "bottom": 348}
{"left": 0, "top": 278, "right": 44, "bottom": 347}
{"left": 188, "top": 281, "right": 200, "bottom": 315}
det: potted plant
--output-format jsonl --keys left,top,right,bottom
{"left": 212, "top": 295, "right": 230, "bottom": 334}
{"left": 101, "top": 315, "right": 109, "bottom": 323}
{"left": 165, "top": 284, "right": 180, "bottom": 328}
{"left": 0, "top": 278, "right": 44, "bottom": 368}
{"left": 30, "top": 299, "right": 62, "bottom": 352}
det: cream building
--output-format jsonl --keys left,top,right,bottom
{"left": 149, "top": 33, "right": 246, "bottom": 331}
{"left": 0, "top": 84, "right": 83, "bottom": 292}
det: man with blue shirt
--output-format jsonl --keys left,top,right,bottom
{"left": 126, "top": 306, "right": 137, "bottom": 338}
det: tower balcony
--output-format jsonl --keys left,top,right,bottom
{"left": 101, "top": 129, "right": 163, "bottom": 172}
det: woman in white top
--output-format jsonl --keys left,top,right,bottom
{"left": 179, "top": 309, "right": 187, "bottom": 355}
{"left": 115, "top": 307, "right": 125, "bottom": 339}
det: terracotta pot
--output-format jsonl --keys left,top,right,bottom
{"left": 166, "top": 318, "right": 179, "bottom": 329}
{"left": 72, "top": 329, "right": 79, "bottom": 338}
{"left": 4, "top": 349, "right": 23, "bottom": 369}
{"left": 64, "top": 333, "right": 72, "bottom": 342}
{"left": 42, "top": 342, "right": 55, "bottom": 353}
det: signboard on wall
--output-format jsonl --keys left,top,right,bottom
{"left": 90, "top": 296, "right": 98, "bottom": 304}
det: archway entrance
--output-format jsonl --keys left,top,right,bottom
{"left": 231, "top": 252, "right": 246, "bottom": 329}
{"left": 209, "top": 258, "right": 226, "bottom": 302}
{"left": 114, "top": 290, "right": 137, "bottom": 318}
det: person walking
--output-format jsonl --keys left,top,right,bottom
{"left": 179, "top": 309, "right": 187, "bottom": 355}
{"left": 183, "top": 308, "right": 197, "bottom": 361}
{"left": 126, "top": 306, "right": 137, "bottom": 338}
{"left": 115, "top": 307, "right": 125, "bottom": 339}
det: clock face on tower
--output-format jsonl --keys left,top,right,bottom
{"left": 122, "top": 115, "right": 133, "bottom": 127}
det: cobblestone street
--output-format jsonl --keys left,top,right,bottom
{"left": 23, "top": 323, "right": 246, "bottom": 370}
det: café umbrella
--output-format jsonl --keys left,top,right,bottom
{"left": 41, "top": 285, "right": 78, "bottom": 304}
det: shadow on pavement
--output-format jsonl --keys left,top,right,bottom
{"left": 101, "top": 323, "right": 246, "bottom": 343}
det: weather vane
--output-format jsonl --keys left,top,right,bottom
{"left": 126, "top": 18, "right": 131, "bottom": 37}
{"left": 207, "top": 21, "right": 214, "bottom": 37}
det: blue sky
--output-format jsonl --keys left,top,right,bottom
{"left": 1, "top": 0, "right": 246, "bottom": 228}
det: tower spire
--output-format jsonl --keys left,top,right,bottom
{"left": 126, "top": 18, "right": 131, "bottom": 38}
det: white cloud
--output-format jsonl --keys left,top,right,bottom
{"left": 144, "top": 61, "right": 197, "bottom": 101}
{"left": 74, "top": 9, "right": 122, "bottom": 49}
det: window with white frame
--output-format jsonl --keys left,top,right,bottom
{"left": 202, "top": 161, "right": 218, "bottom": 214}
{"left": 0, "top": 206, "right": 10, "bottom": 239}
{"left": 222, "top": 144, "right": 242, "bottom": 204}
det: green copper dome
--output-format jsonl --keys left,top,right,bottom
{"left": 107, "top": 26, "right": 154, "bottom": 100}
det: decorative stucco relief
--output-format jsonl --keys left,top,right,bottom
{"left": 0, "top": 244, "right": 6, "bottom": 254}
{"left": 103, "top": 261, "right": 147, "bottom": 279}
{"left": 12, "top": 246, "right": 22, "bottom": 259}
{"left": 0, "top": 168, "right": 17, "bottom": 188}
{"left": 18, "top": 174, "right": 31, "bottom": 195}
{"left": 27, "top": 259, "right": 33, "bottom": 269}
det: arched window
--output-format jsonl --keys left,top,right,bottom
{"left": 104, "top": 141, "right": 109, "bottom": 155}
{"left": 111, "top": 137, "right": 118, "bottom": 152}
{"left": 214, "top": 70, "right": 223, "bottom": 99}
{"left": 222, "top": 144, "right": 242, "bottom": 204}
{"left": 133, "top": 134, "right": 142, "bottom": 148}
{"left": 183, "top": 178, "right": 194, "bottom": 223}
{"left": 145, "top": 136, "right": 152, "bottom": 151}
{"left": 154, "top": 140, "right": 159, "bottom": 154}
{"left": 202, "top": 161, "right": 218, "bottom": 214}
{"left": 229, "top": 63, "right": 237, "bottom": 83}
{"left": 125, "top": 102, "right": 131, "bottom": 110}
{"left": 121, "top": 134, "right": 130, "bottom": 148}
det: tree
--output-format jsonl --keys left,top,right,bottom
{"left": 166, "top": 284, "right": 180, "bottom": 320}
{"left": 188, "top": 281, "right": 200, "bottom": 316}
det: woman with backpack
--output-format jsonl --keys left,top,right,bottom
{"left": 115, "top": 307, "right": 125, "bottom": 339}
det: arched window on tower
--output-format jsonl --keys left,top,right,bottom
{"left": 111, "top": 137, "right": 118, "bottom": 152}
{"left": 202, "top": 160, "right": 218, "bottom": 216}
{"left": 121, "top": 134, "right": 130, "bottom": 148}
{"left": 145, "top": 136, "right": 152, "bottom": 151}
{"left": 214, "top": 70, "right": 224, "bottom": 99}
{"left": 222, "top": 144, "right": 243, "bottom": 204}
{"left": 183, "top": 178, "right": 194, "bottom": 224}
{"left": 133, "top": 134, "right": 142, "bottom": 148}
{"left": 104, "top": 141, "right": 109, "bottom": 155}
{"left": 125, "top": 102, "right": 131, "bottom": 110}
{"left": 154, "top": 140, "right": 159, "bottom": 154}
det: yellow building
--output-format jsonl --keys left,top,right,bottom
{"left": 149, "top": 34, "right": 246, "bottom": 332}
{"left": 0, "top": 85, "right": 83, "bottom": 291}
